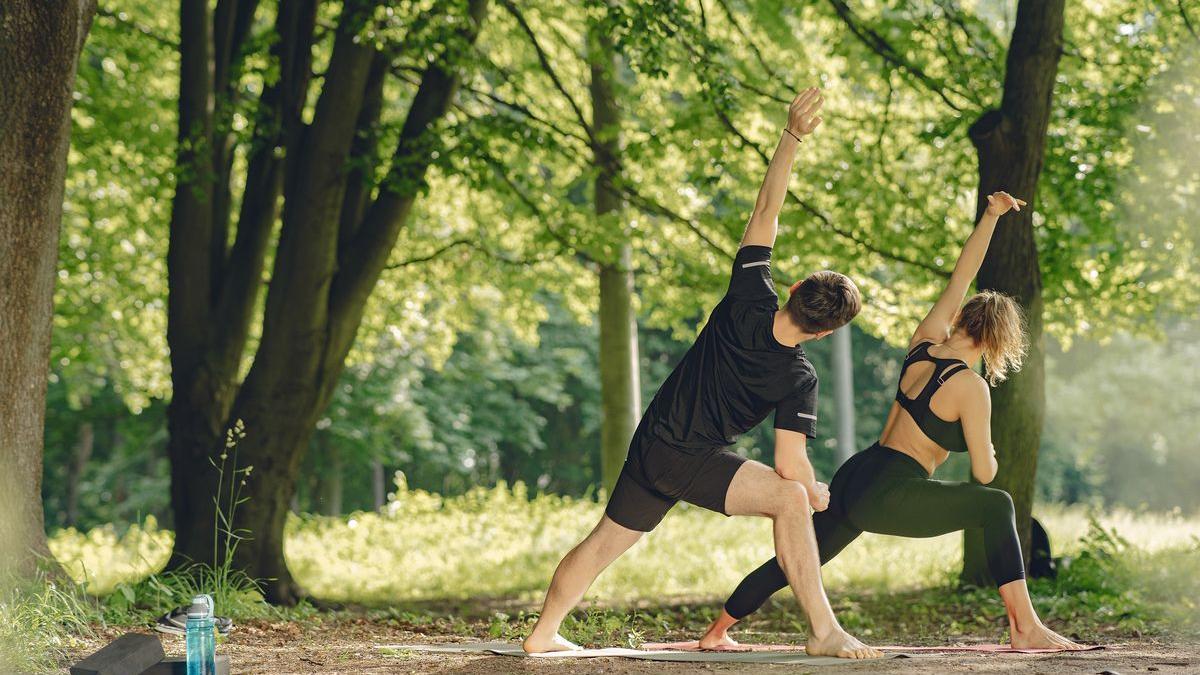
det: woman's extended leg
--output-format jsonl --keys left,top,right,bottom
{"left": 846, "top": 478, "right": 1081, "bottom": 649}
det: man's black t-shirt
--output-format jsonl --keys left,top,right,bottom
{"left": 640, "top": 245, "right": 819, "bottom": 452}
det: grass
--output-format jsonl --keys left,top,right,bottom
{"left": 37, "top": 481, "right": 1200, "bottom": 662}
{"left": 0, "top": 574, "right": 97, "bottom": 673}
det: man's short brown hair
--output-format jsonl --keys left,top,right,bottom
{"left": 784, "top": 270, "right": 862, "bottom": 333}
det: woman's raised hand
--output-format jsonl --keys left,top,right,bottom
{"left": 985, "top": 191, "right": 1027, "bottom": 217}
{"left": 787, "top": 87, "right": 824, "bottom": 138}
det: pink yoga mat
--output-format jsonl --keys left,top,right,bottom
{"left": 642, "top": 640, "right": 1104, "bottom": 654}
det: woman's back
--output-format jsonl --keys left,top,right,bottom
{"left": 879, "top": 340, "right": 983, "bottom": 476}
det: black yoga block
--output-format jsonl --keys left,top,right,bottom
{"left": 142, "top": 655, "right": 231, "bottom": 675}
{"left": 70, "top": 633, "right": 165, "bottom": 675}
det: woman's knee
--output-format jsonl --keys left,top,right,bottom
{"left": 979, "top": 487, "right": 1015, "bottom": 522}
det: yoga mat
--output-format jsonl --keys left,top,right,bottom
{"left": 643, "top": 640, "right": 1104, "bottom": 655}
{"left": 643, "top": 638, "right": 1099, "bottom": 653}
{"left": 878, "top": 644, "right": 1104, "bottom": 654}
{"left": 378, "top": 641, "right": 901, "bottom": 665}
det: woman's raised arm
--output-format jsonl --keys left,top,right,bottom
{"left": 908, "top": 191, "right": 1025, "bottom": 349}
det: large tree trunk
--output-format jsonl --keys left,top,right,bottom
{"left": 590, "top": 15, "right": 642, "bottom": 493}
{"left": 0, "top": 0, "right": 95, "bottom": 579}
{"left": 164, "top": 0, "right": 491, "bottom": 604}
{"left": 961, "top": 0, "right": 1064, "bottom": 585}
{"left": 165, "top": 0, "right": 316, "bottom": 574}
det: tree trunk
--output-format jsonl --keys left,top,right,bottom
{"left": 164, "top": 0, "right": 314, "bottom": 575}
{"left": 832, "top": 326, "right": 856, "bottom": 464}
{"left": 0, "top": 0, "right": 95, "bottom": 580}
{"left": 590, "top": 14, "right": 641, "bottom": 493}
{"left": 961, "top": 0, "right": 1064, "bottom": 585}
{"left": 163, "top": 0, "right": 314, "bottom": 575}
{"left": 598, "top": 257, "right": 641, "bottom": 492}
{"left": 371, "top": 460, "right": 386, "bottom": 510}
{"left": 66, "top": 419, "right": 95, "bottom": 528}
{"left": 319, "top": 437, "right": 343, "bottom": 517}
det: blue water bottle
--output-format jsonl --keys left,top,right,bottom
{"left": 185, "top": 594, "right": 216, "bottom": 675}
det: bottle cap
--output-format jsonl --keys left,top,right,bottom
{"left": 187, "top": 594, "right": 214, "bottom": 618}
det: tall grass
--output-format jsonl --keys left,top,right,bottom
{"left": 0, "top": 575, "right": 97, "bottom": 673}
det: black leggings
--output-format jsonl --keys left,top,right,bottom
{"left": 724, "top": 443, "right": 1025, "bottom": 620}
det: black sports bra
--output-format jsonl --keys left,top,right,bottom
{"left": 894, "top": 342, "right": 971, "bottom": 453}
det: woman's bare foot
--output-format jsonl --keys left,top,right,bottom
{"left": 522, "top": 632, "right": 581, "bottom": 654}
{"left": 1010, "top": 622, "right": 1085, "bottom": 650}
{"left": 698, "top": 626, "right": 741, "bottom": 650}
{"left": 806, "top": 628, "right": 882, "bottom": 659}
{"left": 698, "top": 609, "right": 744, "bottom": 650}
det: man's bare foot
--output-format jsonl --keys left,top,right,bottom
{"left": 698, "top": 627, "right": 741, "bottom": 651}
{"left": 1010, "top": 623, "right": 1085, "bottom": 650}
{"left": 806, "top": 628, "right": 883, "bottom": 659}
{"left": 522, "top": 632, "right": 582, "bottom": 654}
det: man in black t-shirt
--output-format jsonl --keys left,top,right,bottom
{"left": 524, "top": 88, "right": 880, "bottom": 659}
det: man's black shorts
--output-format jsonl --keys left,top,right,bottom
{"left": 604, "top": 432, "right": 748, "bottom": 532}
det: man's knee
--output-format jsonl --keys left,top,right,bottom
{"left": 767, "top": 480, "right": 809, "bottom": 517}
{"left": 586, "top": 516, "right": 644, "bottom": 556}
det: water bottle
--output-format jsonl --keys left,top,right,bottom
{"left": 185, "top": 594, "right": 217, "bottom": 675}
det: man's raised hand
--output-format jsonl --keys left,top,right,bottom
{"left": 985, "top": 191, "right": 1027, "bottom": 217}
{"left": 787, "top": 87, "right": 824, "bottom": 138}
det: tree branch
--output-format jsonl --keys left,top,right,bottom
{"left": 713, "top": 0, "right": 789, "bottom": 96}
{"left": 616, "top": 183, "right": 733, "bottom": 261}
{"left": 825, "top": 0, "right": 971, "bottom": 112}
{"left": 330, "top": 0, "right": 490, "bottom": 327}
{"left": 497, "top": 0, "right": 593, "bottom": 140}
{"left": 385, "top": 235, "right": 548, "bottom": 270}
{"left": 1179, "top": 0, "right": 1200, "bottom": 43}
{"left": 472, "top": 146, "right": 595, "bottom": 266}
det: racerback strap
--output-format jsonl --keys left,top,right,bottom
{"left": 897, "top": 345, "right": 971, "bottom": 406}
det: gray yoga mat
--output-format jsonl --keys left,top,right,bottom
{"left": 377, "top": 641, "right": 908, "bottom": 665}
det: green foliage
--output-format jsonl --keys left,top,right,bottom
{"left": 58, "top": 0, "right": 178, "bottom": 410}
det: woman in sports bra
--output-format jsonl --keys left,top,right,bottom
{"left": 698, "top": 191, "right": 1083, "bottom": 651}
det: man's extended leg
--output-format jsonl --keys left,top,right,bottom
{"left": 699, "top": 509, "right": 862, "bottom": 649}
{"left": 723, "top": 461, "right": 880, "bottom": 659}
{"left": 523, "top": 515, "right": 643, "bottom": 653}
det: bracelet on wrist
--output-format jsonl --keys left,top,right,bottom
{"left": 783, "top": 128, "right": 804, "bottom": 143}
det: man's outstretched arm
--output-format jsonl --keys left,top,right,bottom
{"left": 774, "top": 429, "right": 831, "bottom": 512}
{"left": 740, "top": 87, "right": 824, "bottom": 249}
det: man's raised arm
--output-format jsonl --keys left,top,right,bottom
{"left": 740, "top": 87, "right": 824, "bottom": 249}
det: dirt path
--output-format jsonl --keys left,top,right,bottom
{"left": 67, "top": 619, "right": 1200, "bottom": 674}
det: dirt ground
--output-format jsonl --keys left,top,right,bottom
{"left": 65, "top": 618, "right": 1200, "bottom": 675}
